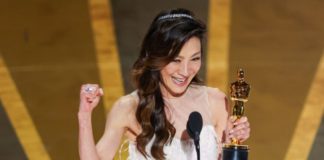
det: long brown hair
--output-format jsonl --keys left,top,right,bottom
{"left": 132, "top": 8, "right": 206, "bottom": 159}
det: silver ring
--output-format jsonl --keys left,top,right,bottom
{"left": 85, "top": 86, "right": 95, "bottom": 93}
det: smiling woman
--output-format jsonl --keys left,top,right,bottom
{"left": 78, "top": 8, "right": 251, "bottom": 160}
{"left": 160, "top": 37, "right": 202, "bottom": 98}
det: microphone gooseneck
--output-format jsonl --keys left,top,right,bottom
{"left": 186, "top": 111, "right": 203, "bottom": 160}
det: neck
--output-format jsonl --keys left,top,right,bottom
{"left": 159, "top": 83, "right": 189, "bottom": 99}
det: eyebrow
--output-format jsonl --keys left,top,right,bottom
{"left": 177, "top": 51, "right": 201, "bottom": 58}
{"left": 191, "top": 52, "right": 201, "bottom": 57}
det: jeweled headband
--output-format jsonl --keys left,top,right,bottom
{"left": 157, "top": 13, "right": 193, "bottom": 21}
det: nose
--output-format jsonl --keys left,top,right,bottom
{"left": 179, "top": 62, "right": 190, "bottom": 76}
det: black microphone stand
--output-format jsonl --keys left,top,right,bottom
{"left": 194, "top": 132, "right": 200, "bottom": 160}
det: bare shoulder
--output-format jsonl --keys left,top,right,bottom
{"left": 112, "top": 92, "right": 138, "bottom": 112}
{"left": 206, "top": 87, "right": 227, "bottom": 106}
{"left": 96, "top": 92, "right": 139, "bottom": 157}
{"left": 205, "top": 87, "right": 229, "bottom": 125}
{"left": 107, "top": 91, "right": 139, "bottom": 127}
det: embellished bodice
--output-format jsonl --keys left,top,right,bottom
{"left": 124, "top": 85, "right": 223, "bottom": 159}
{"left": 127, "top": 125, "right": 219, "bottom": 160}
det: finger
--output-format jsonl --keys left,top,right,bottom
{"left": 91, "top": 96, "right": 101, "bottom": 105}
{"left": 230, "top": 128, "right": 242, "bottom": 137}
{"left": 235, "top": 127, "right": 250, "bottom": 140}
{"left": 98, "top": 88, "right": 104, "bottom": 96}
{"left": 228, "top": 128, "right": 241, "bottom": 137}
{"left": 232, "top": 124, "right": 244, "bottom": 132}
{"left": 238, "top": 134, "right": 249, "bottom": 142}
{"left": 233, "top": 121, "right": 250, "bottom": 131}
{"left": 86, "top": 97, "right": 93, "bottom": 103}
{"left": 228, "top": 119, "right": 250, "bottom": 140}
{"left": 230, "top": 116, "right": 237, "bottom": 122}
{"left": 227, "top": 116, "right": 249, "bottom": 135}
{"left": 227, "top": 116, "right": 236, "bottom": 130}
{"left": 238, "top": 129, "right": 250, "bottom": 142}
{"left": 94, "top": 88, "right": 104, "bottom": 97}
{"left": 230, "top": 125, "right": 250, "bottom": 136}
{"left": 86, "top": 94, "right": 100, "bottom": 103}
{"left": 233, "top": 116, "right": 248, "bottom": 125}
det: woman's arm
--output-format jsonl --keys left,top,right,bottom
{"left": 78, "top": 84, "right": 135, "bottom": 160}
{"left": 207, "top": 87, "right": 250, "bottom": 160}
{"left": 95, "top": 97, "right": 135, "bottom": 159}
{"left": 78, "top": 84, "right": 102, "bottom": 160}
{"left": 207, "top": 87, "right": 250, "bottom": 143}
{"left": 78, "top": 111, "right": 100, "bottom": 160}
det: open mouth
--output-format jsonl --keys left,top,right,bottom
{"left": 172, "top": 76, "right": 188, "bottom": 86}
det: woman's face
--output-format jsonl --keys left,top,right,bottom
{"left": 160, "top": 37, "right": 202, "bottom": 98}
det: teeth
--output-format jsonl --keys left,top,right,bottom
{"left": 172, "top": 77, "right": 185, "bottom": 84}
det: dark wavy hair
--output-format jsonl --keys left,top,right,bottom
{"left": 132, "top": 8, "right": 206, "bottom": 159}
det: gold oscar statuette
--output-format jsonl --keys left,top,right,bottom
{"left": 222, "top": 68, "right": 251, "bottom": 160}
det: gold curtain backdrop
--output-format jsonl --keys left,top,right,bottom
{"left": 0, "top": 0, "right": 323, "bottom": 159}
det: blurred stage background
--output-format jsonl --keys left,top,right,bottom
{"left": 0, "top": 0, "right": 323, "bottom": 159}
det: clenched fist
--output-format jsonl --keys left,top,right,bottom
{"left": 79, "top": 84, "right": 104, "bottom": 113}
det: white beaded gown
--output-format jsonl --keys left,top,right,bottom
{"left": 124, "top": 85, "right": 224, "bottom": 160}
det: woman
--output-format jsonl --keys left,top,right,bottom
{"left": 78, "top": 8, "right": 250, "bottom": 160}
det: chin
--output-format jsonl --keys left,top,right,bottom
{"left": 169, "top": 85, "right": 189, "bottom": 96}
{"left": 161, "top": 77, "right": 193, "bottom": 97}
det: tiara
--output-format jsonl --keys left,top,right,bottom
{"left": 158, "top": 14, "right": 193, "bottom": 21}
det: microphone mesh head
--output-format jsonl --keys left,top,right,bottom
{"left": 186, "top": 111, "right": 203, "bottom": 140}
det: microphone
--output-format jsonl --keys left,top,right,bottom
{"left": 186, "top": 111, "right": 203, "bottom": 160}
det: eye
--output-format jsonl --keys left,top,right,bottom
{"left": 172, "top": 59, "right": 181, "bottom": 63}
{"left": 192, "top": 57, "right": 201, "bottom": 61}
